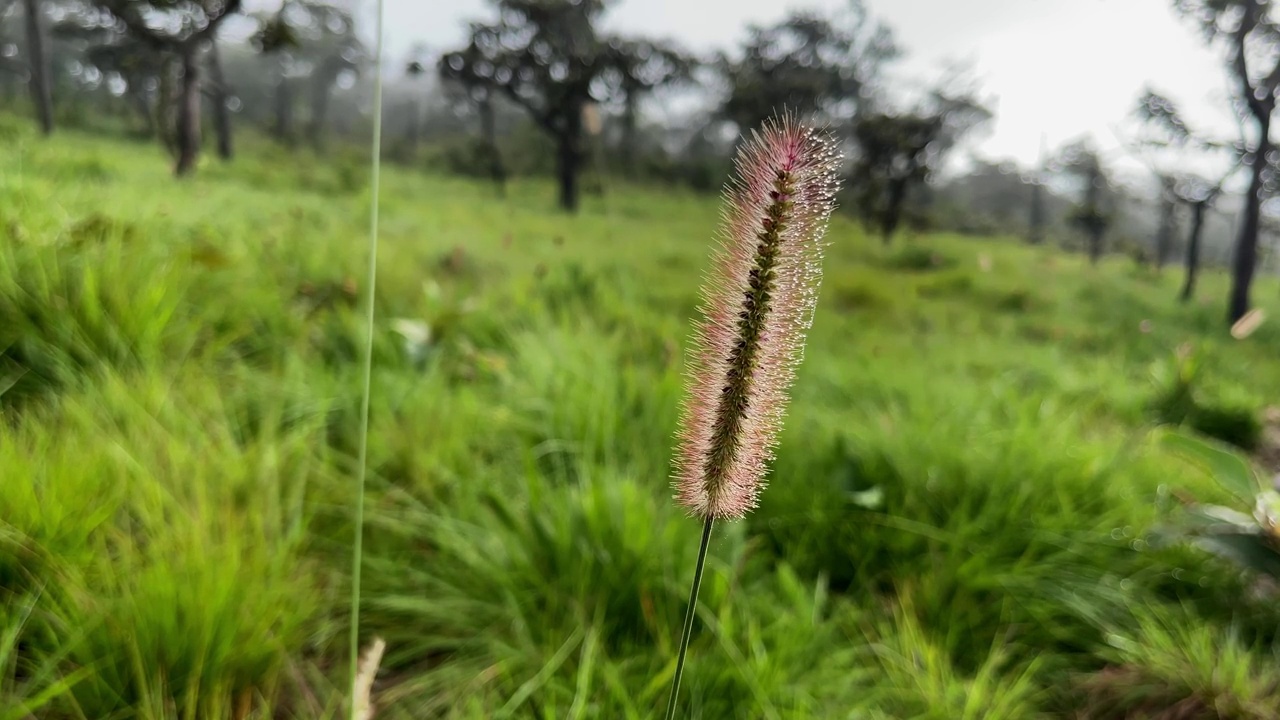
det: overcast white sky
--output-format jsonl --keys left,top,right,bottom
{"left": 367, "top": 0, "right": 1240, "bottom": 176}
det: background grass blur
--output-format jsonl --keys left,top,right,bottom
{"left": 4, "top": 119, "right": 1280, "bottom": 718}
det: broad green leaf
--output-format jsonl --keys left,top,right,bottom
{"left": 1189, "top": 504, "right": 1257, "bottom": 529}
{"left": 1160, "top": 427, "right": 1259, "bottom": 504}
{"left": 1194, "top": 533, "right": 1280, "bottom": 579}
{"left": 1257, "top": 490, "right": 1280, "bottom": 531}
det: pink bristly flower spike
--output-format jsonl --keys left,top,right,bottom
{"left": 673, "top": 113, "right": 843, "bottom": 521}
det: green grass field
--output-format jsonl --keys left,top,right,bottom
{"left": 5, "top": 118, "right": 1280, "bottom": 719}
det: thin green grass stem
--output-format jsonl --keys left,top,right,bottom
{"left": 663, "top": 516, "right": 715, "bottom": 720}
{"left": 349, "top": 0, "right": 385, "bottom": 716}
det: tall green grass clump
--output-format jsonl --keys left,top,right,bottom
{"left": 8, "top": 107, "right": 1280, "bottom": 717}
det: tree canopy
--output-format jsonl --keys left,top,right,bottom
{"left": 716, "top": 3, "right": 898, "bottom": 133}
{"left": 849, "top": 79, "right": 991, "bottom": 241}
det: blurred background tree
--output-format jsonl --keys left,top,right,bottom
{"left": 0, "top": 0, "right": 1274, "bottom": 290}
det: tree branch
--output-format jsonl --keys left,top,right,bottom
{"left": 494, "top": 81, "right": 557, "bottom": 133}
{"left": 1211, "top": 160, "right": 1241, "bottom": 197}
{"left": 1263, "top": 59, "right": 1280, "bottom": 97}
{"left": 1231, "top": 3, "right": 1278, "bottom": 120}
{"left": 98, "top": 0, "right": 242, "bottom": 49}
{"left": 205, "top": 0, "right": 243, "bottom": 39}
{"left": 98, "top": 0, "right": 164, "bottom": 47}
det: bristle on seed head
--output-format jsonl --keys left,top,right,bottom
{"left": 673, "top": 112, "right": 842, "bottom": 521}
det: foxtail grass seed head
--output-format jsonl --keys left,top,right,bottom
{"left": 674, "top": 114, "right": 842, "bottom": 521}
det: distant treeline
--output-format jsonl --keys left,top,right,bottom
{"left": 5, "top": 0, "right": 1279, "bottom": 293}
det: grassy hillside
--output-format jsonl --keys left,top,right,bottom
{"left": 4, "top": 119, "right": 1280, "bottom": 719}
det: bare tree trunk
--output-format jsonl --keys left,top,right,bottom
{"left": 274, "top": 75, "right": 294, "bottom": 145}
{"left": 1154, "top": 198, "right": 1176, "bottom": 270}
{"left": 556, "top": 135, "right": 580, "bottom": 212}
{"left": 22, "top": 0, "right": 52, "bottom": 135}
{"left": 1085, "top": 170, "right": 1104, "bottom": 264}
{"left": 206, "top": 41, "right": 233, "bottom": 160}
{"left": 478, "top": 94, "right": 506, "bottom": 197}
{"left": 1229, "top": 122, "right": 1270, "bottom": 324}
{"left": 555, "top": 102, "right": 583, "bottom": 213}
{"left": 1029, "top": 134, "right": 1048, "bottom": 245}
{"left": 1028, "top": 179, "right": 1044, "bottom": 244}
{"left": 880, "top": 177, "right": 908, "bottom": 243}
{"left": 156, "top": 56, "right": 180, "bottom": 157}
{"left": 174, "top": 44, "right": 202, "bottom": 176}
{"left": 307, "top": 65, "right": 335, "bottom": 150}
{"left": 1181, "top": 201, "right": 1207, "bottom": 302}
{"left": 405, "top": 98, "right": 420, "bottom": 156}
{"left": 620, "top": 85, "right": 638, "bottom": 176}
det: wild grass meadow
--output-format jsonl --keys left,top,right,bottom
{"left": 5, "top": 119, "right": 1280, "bottom": 718}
